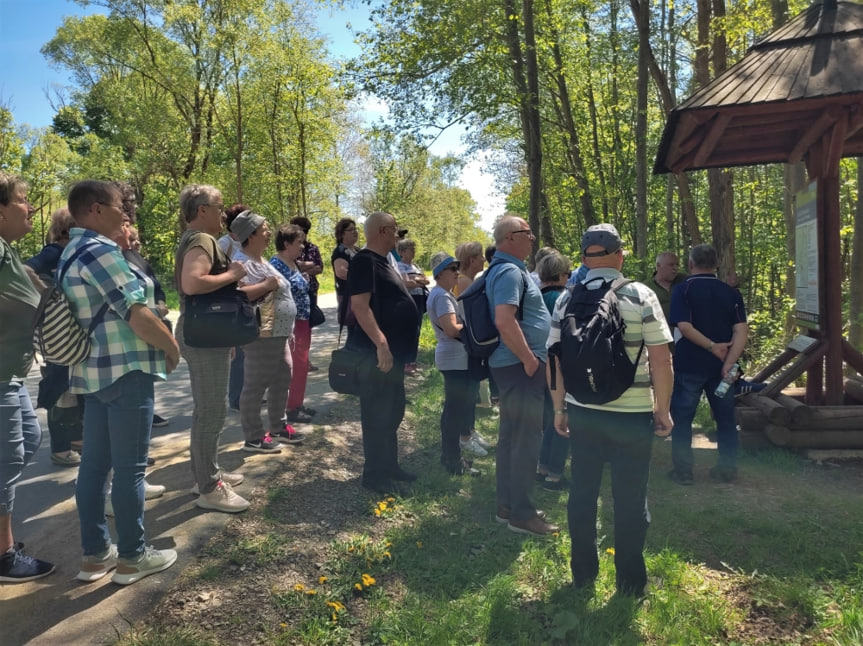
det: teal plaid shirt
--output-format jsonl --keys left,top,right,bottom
{"left": 60, "top": 228, "right": 167, "bottom": 394}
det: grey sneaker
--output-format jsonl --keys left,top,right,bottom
{"left": 77, "top": 544, "right": 119, "bottom": 582}
{"left": 195, "top": 481, "right": 250, "bottom": 513}
{"left": 190, "top": 471, "right": 243, "bottom": 495}
{"left": 459, "top": 435, "right": 488, "bottom": 457}
{"left": 111, "top": 546, "right": 177, "bottom": 585}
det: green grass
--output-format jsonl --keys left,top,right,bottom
{"left": 117, "top": 320, "right": 863, "bottom": 645}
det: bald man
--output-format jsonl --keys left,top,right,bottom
{"left": 347, "top": 211, "right": 420, "bottom": 495}
{"left": 644, "top": 251, "right": 687, "bottom": 323}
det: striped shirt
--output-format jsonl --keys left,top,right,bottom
{"left": 60, "top": 228, "right": 167, "bottom": 394}
{"left": 547, "top": 267, "right": 672, "bottom": 413}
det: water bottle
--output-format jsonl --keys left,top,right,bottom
{"left": 714, "top": 362, "right": 740, "bottom": 398}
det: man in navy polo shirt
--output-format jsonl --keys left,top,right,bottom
{"left": 668, "top": 244, "right": 748, "bottom": 484}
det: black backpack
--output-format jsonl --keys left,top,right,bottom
{"left": 549, "top": 276, "right": 643, "bottom": 404}
{"left": 457, "top": 260, "right": 527, "bottom": 359}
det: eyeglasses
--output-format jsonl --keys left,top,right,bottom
{"left": 511, "top": 228, "right": 535, "bottom": 239}
{"left": 97, "top": 201, "right": 124, "bottom": 210}
{"left": 205, "top": 203, "right": 225, "bottom": 211}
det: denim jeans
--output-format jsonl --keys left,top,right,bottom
{"left": 77, "top": 370, "right": 154, "bottom": 560}
{"left": 538, "top": 390, "right": 569, "bottom": 478}
{"left": 567, "top": 405, "right": 654, "bottom": 595}
{"left": 440, "top": 370, "right": 479, "bottom": 464}
{"left": 490, "top": 362, "right": 545, "bottom": 521}
{"left": 670, "top": 371, "right": 738, "bottom": 473}
{"left": 0, "top": 380, "right": 42, "bottom": 514}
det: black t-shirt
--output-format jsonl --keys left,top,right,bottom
{"left": 331, "top": 244, "right": 357, "bottom": 299}
{"left": 346, "top": 248, "right": 419, "bottom": 362}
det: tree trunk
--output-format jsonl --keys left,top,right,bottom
{"left": 544, "top": 0, "right": 596, "bottom": 228}
{"left": 633, "top": 0, "right": 649, "bottom": 259}
{"left": 501, "top": 0, "right": 546, "bottom": 251}
{"left": 849, "top": 160, "right": 863, "bottom": 353}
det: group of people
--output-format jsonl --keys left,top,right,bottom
{"left": 347, "top": 211, "right": 753, "bottom": 600}
{"left": 1, "top": 172, "right": 753, "bottom": 601}
{"left": 0, "top": 177, "right": 337, "bottom": 585}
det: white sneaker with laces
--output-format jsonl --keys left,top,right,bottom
{"left": 471, "top": 431, "right": 493, "bottom": 450}
{"left": 459, "top": 435, "right": 489, "bottom": 457}
{"left": 77, "top": 544, "right": 119, "bottom": 582}
{"left": 195, "top": 481, "right": 250, "bottom": 513}
{"left": 144, "top": 480, "right": 166, "bottom": 499}
{"left": 111, "top": 545, "right": 177, "bottom": 585}
{"left": 190, "top": 471, "right": 243, "bottom": 495}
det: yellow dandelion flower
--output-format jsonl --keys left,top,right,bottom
{"left": 552, "top": 532, "right": 560, "bottom": 538}
{"left": 348, "top": 546, "right": 355, "bottom": 552}
{"left": 280, "top": 623, "right": 287, "bottom": 628}
{"left": 354, "top": 583, "right": 363, "bottom": 591}
{"left": 387, "top": 497, "right": 395, "bottom": 503}
{"left": 606, "top": 547, "right": 616, "bottom": 555}
{"left": 331, "top": 613, "right": 337, "bottom": 621}
{"left": 383, "top": 551, "right": 391, "bottom": 558}
{"left": 374, "top": 509, "right": 381, "bottom": 517}
{"left": 362, "top": 573, "right": 376, "bottom": 587}
{"left": 318, "top": 576, "right": 327, "bottom": 584}
{"left": 306, "top": 589, "right": 317, "bottom": 596}
{"left": 385, "top": 541, "right": 392, "bottom": 547}
{"left": 378, "top": 501, "right": 387, "bottom": 511}
{"left": 293, "top": 583, "right": 305, "bottom": 592}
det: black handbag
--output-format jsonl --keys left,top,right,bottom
{"left": 309, "top": 304, "right": 326, "bottom": 328}
{"left": 329, "top": 346, "right": 376, "bottom": 396}
{"left": 183, "top": 284, "right": 260, "bottom": 348}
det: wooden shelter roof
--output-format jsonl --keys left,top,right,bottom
{"left": 654, "top": 1, "right": 863, "bottom": 174}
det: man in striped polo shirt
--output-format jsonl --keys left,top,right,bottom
{"left": 547, "top": 223, "right": 674, "bottom": 597}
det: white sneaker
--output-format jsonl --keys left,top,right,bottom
{"left": 195, "top": 481, "right": 250, "bottom": 513}
{"left": 111, "top": 545, "right": 177, "bottom": 585}
{"left": 459, "top": 435, "right": 489, "bottom": 457}
{"left": 105, "top": 480, "right": 167, "bottom": 516}
{"left": 77, "top": 544, "right": 119, "bottom": 582}
{"left": 144, "top": 480, "right": 166, "bottom": 500}
{"left": 190, "top": 471, "right": 243, "bottom": 495}
{"left": 471, "top": 431, "right": 493, "bottom": 450}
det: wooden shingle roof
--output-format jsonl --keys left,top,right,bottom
{"left": 655, "top": 1, "right": 863, "bottom": 174}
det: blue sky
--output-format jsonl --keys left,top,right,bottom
{"left": 0, "top": 0, "right": 503, "bottom": 226}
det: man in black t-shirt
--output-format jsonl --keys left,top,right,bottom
{"left": 346, "top": 211, "right": 420, "bottom": 494}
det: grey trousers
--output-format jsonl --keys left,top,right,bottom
{"left": 176, "top": 315, "right": 231, "bottom": 495}
{"left": 490, "top": 361, "right": 546, "bottom": 521}
{"left": 239, "top": 336, "right": 292, "bottom": 441}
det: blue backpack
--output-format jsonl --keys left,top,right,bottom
{"left": 457, "top": 260, "right": 527, "bottom": 359}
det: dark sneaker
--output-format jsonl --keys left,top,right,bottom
{"left": 442, "top": 457, "right": 480, "bottom": 476}
{"left": 709, "top": 466, "right": 737, "bottom": 483}
{"left": 272, "top": 425, "right": 306, "bottom": 444}
{"left": 0, "top": 543, "right": 55, "bottom": 583}
{"left": 307, "top": 363, "right": 319, "bottom": 372}
{"left": 243, "top": 436, "right": 282, "bottom": 453}
{"left": 508, "top": 515, "right": 560, "bottom": 537}
{"left": 496, "top": 506, "right": 546, "bottom": 524}
{"left": 285, "top": 408, "right": 313, "bottom": 423}
{"left": 299, "top": 405, "right": 317, "bottom": 416}
{"left": 734, "top": 379, "right": 767, "bottom": 397}
{"left": 667, "top": 469, "right": 694, "bottom": 485}
{"left": 151, "top": 414, "right": 170, "bottom": 427}
{"left": 390, "top": 467, "right": 418, "bottom": 482}
{"left": 542, "top": 477, "right": 568, "bottom": 492}
{"left": 362, "top": 478, "right": 411, "bottom": 496}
